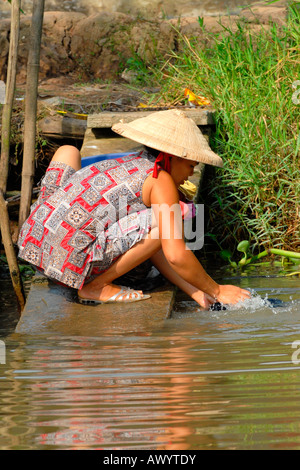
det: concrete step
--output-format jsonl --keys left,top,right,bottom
{"left": 80, "top": 108, "right": 215, "bottom": 157}
{"left": 16, "top": 274, "right": 176, "bottom": 336}
{"left": 87, "top": 108, "right": 215, "bottom": 128}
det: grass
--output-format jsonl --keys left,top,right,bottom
{"left": 127, "top": 4, "right": 300, "bottom": 256}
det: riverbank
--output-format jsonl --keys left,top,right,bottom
{"left": 138, "top": 2, "right": 299, "bottom": 255}
{"left": 1, "top": 0, "right": 299, "bottom": 258}
{"left": 0, "top": 2, "right": 289, "bottom": 85}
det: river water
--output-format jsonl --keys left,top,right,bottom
{"left": 0, "top": 265, "right": 299, "bottom": 450}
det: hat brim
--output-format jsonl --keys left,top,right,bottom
{"left": 112, "top": 110, "right": 223, "bottom": 168}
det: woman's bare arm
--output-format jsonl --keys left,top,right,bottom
{"left": 149, "top": 171, "right": 250, "bottom": 304}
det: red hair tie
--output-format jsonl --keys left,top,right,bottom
{"left": 152, "top": 152, "right": 172, "bottom": 178}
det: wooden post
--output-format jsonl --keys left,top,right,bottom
{"left": 0, "top": 0, "right": 25, "bottom": 313}
{"left": 0, "top": 191, "right": 25, "bottom": 314}
{"left": 18, "top": 0, "right": 45, "bottom": 230}
{"left": 0, "top": 0, "right": 20, "bottom": 194}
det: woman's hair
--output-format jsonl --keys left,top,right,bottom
{"left": 144, "top": 146, "right": 160, "bottom": 158}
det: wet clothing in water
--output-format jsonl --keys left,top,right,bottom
{"left": 18, "top": 151, "right": 155, "bottom": 289}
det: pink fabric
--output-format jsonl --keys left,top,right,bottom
{"left": 179, "top": 201, "right": 196, "bottom": 220}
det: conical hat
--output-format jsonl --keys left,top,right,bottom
{"left": 112, "top": 109, "right": 223, "bottom": 167}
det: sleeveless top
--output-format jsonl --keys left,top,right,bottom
{"left": 18, "top": 151, "right": 155, "bottom": 289}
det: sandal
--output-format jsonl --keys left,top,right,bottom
{"left": 78, "top": 286, "right": 151, "bottom": 305}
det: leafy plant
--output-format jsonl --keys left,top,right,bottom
{"left": 226, "top": 240, "right": 300, "bottom": 270}
{"left": 237, "top": 240, "right": 250, "bottom": 266}
{"left": 138, "top": 5, "right": 300, "bottom": 253}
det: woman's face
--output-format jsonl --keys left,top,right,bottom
{"left": 170, "top": 157, "right": 198, "bottom": 186}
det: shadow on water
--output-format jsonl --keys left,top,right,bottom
{"left": 0, "top": 265, "right": 300, "bottom": 450}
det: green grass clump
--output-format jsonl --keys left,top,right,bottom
{"left": 130, "top": 4, "right": 300, "bottom": 254}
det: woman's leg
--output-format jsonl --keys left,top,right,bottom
{"left": 79, "top": 232, "right": 214, "bottom": 307}
{"left": 78, "top": 228, "right": 161, "bottom": 302}
{"left": 51, "top": 145, "right": 81, "bottom": 171}
{"left": 151, "top": 249, "right": 214, "bottom": 309}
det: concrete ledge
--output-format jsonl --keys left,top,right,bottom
{"left": 87, "top": 108, "right": 216, "bottom": 128}
{"left": 16, "top": 274, "right": 176, "bottom": 336}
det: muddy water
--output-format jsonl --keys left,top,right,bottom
{"left": 0, "top": 266, "right": 300, "bottom": 450}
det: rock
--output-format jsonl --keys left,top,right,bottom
{"left": 70, "top": 12, "right": 134, "bottom": 80}
{"left": 121, "top": 68, "right": 139, "bottom": 83}
{"left": 70, "top": 12, "right": 176, "bottom": 80}
{"left": 0, "top": 12, "right": 86, "bottom": 83}
{"left": 39, "top": 11, "right": 86, "bottom": 78}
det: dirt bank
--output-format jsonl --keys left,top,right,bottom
{"left": 0, "top": 2, "right": 288, "bottom": 86}
{"left": 0, "top": 0, "right": 260, "bottom": 20}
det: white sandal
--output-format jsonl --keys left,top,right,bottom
{"left": 78, "top": 286, "right": 151, "bottom": 305}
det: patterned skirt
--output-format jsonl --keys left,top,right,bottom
{"left": 18, "top": 161, "right": 153, "bottom": 289}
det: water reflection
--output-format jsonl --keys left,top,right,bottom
{"left": 1, "top": 332, "right": 218, "bottom": 449}
{"left": 0, "top": 267, "right": 300, "bottom": 449}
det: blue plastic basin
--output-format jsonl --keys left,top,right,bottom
{"left": 81, "top": 152, "right": 136, "bottom": 168}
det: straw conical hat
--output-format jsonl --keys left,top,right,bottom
{"left": 112, "top": 109, "right": 223, "bottom": 167}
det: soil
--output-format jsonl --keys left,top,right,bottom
{"left": 0, "top": 2, "right": 288, "bottom": 105}
{"left": 35, "top": 79, "right": 168, "bottom": 115}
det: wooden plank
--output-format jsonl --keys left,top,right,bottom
{"left": 87, "top": 107, "right": 216, "bottom": 128}
{"left": 38, "top": 114, "right": 87, "bottom": 138}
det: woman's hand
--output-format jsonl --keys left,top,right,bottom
{"left": 216, "top": 285, "right": 251, "bottom": 306}
{"left": 191, "top": 291, "right": 215, "bottom": 309}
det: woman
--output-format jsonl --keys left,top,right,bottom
{"left": 18, "top": 109, "right": 250, "bottom": 308}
